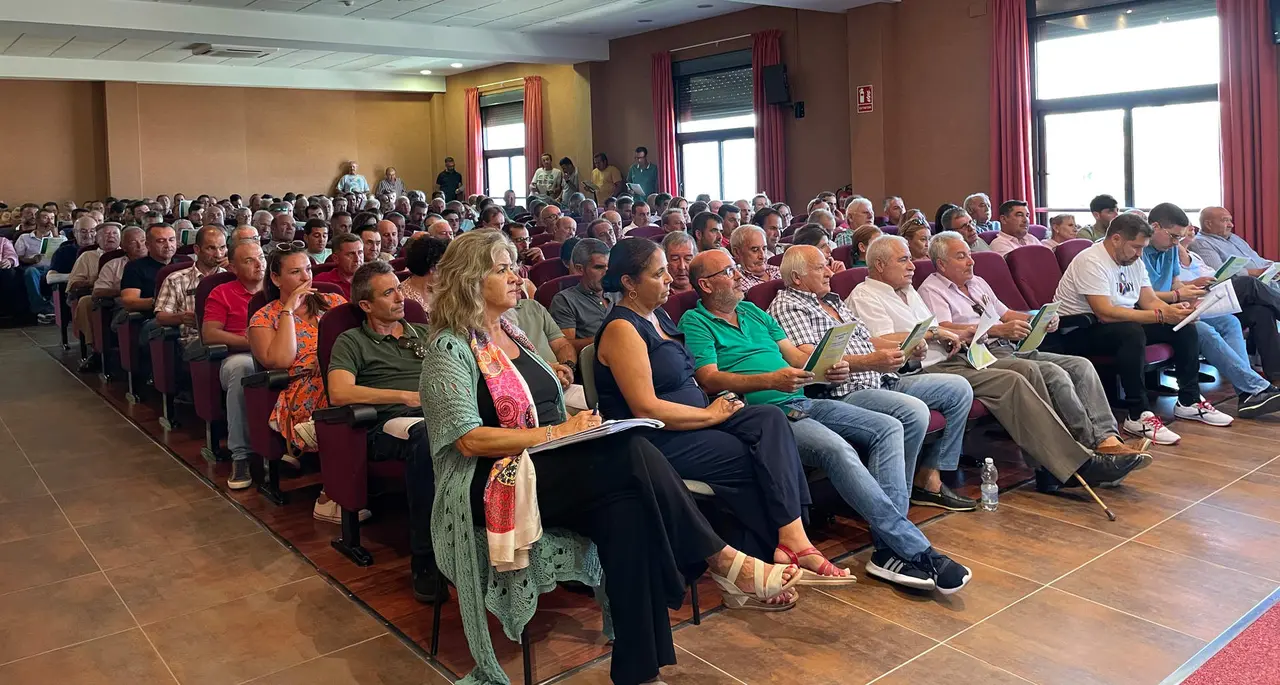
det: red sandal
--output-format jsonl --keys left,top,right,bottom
{"left": 777, "top": 544, "right": 858, "bottom": 586}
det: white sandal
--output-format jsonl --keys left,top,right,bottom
{"left": 709, "top": 551, "right": 800, "bottom": 612}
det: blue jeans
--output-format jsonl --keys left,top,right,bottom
{"left": 886, "top": 373, "right": 972, "bottom": 471}
{"left": 21, "top": 264, "right": 51, "bottom": 314}
{"left": 220, "top": 353, "right": 256, "bottom": 461}
{"left": 1198, "top": 317, "right": 1268, "bottom": 395}
{"left": 785, "top": 398, "right": 932, "bottom": 559}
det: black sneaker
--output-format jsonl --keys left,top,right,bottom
{"left": 918, "top": 549, "right": 972, "bottom": 595}
{"left": 1239, "top": 387, "right": 1280, "bottom": 419}
{"left": 865, "top": 549, "right": 935, "bottom": 591}
{"left": 77, "top": 355, "right": 100, "bottom": 373}
{"left": 910, "top": 484, "right": 978, "bottom": 512}
{"left": 227, "top": 459, "right": 253, "bottom": 490}
{"left": 413, "top": 568, "right": 450, "bottom": 605}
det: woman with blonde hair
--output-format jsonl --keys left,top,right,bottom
{"left": 900, "top": 215, "right": 932, "bottom": 260}
{"left": 421, "top": 230, "right": 800, "bottom": 685}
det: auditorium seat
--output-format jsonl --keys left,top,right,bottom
{"left": 1005, "top": 244, "right": 1061, "bottom": 308}
{"left": 1029, "top": 224, "right": 1048, "bottom": 240}
{"left": 831, "top": 245, "right": 853, "bottom": 268}
{"left": 971, "top": 252, "right": 1030, "bottom": 310}
{"left": 1055, "top": 238, "right": 1093, "bottom": 272}
{"left": 767, "top": 253, "right": 784, "bottom": 267}
{"left": 537, "top": 241, "right": 562, "bottom": 261}
{"left": 188, "top": 271, "right": 238, "bottom": 462}
{"left": 89, "top": 249, "right": 127, "bottom": 379}
{"left": 880, "top": 225, "right": 898, "bottom": 236}
{"left": 662, "top": 289, "right": 699, "bottom": 323}
{"left": 118, "top": 257, "right": 191, "bottom": 404}
{"left": 830, "top": 267, "right": 868, "bottom": 299}
{"left": 146, "top": 260, "right": 201, "bottom": 429}
{"left": 312, "top": 299, "right": 428, "bottom": 566}
{"left": 314, "top": 262, "right": 338, "bottom": 276}
{"left": 531, "top": 233, "right": 553, "bottom": 247}
{"left": 535, "top": 274, "right": 580, "bottom": 309}
{"left": 527, "top": 259, "right": 569, "bottom": 287}
{"left": 745, "top": 279, "right": 784, "bottom": 311}
{"left": 978, "top": 230, "right": 999, "bottom": 245}
{"left": 628, "top": 225, "right": 664, "bottom": 240}
{"left": 911, "top": 259, "right": 934, "bottom": 288}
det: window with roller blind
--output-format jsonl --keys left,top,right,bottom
{"left": 481, "top": 96, "right": 526, "bottom": 207}
{"left": 674, "top": 51, "right": 756, "bottom": 202}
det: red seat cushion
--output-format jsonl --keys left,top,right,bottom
{"left": 926, "top": 409, "right": 946, "bottom": 433}
{"left": 967, "top": 400, "right": 989, "bottom": 421}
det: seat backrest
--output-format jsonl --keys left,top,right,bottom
{"left": 1028, "top": 224, "right": 1048, "bottom": 240}
{"left": 972, "top": 251, "right": 1029, "bottom": 310}
{"left": 879, "top": 225, "right": 898, "bottom": 236}
{"left": 580, "top": 343, "right": 598, "bottom": 409}
{"left": 661, "top": 289, "right": 700, "bottom": 323}
{"left": 781, "top": 224, "right": 798, "bottom": 238}
{"left": 1055, "top": 238, "right": 1093, "bottom": 272}
{"left": 194, "top": 271, "right": 238, "bottom": 333}
{"left": 97, "top": 248, "right": 125, "bottom": 269}
{"left": 744, "top": 279, "right": 784, "bottom": 311}
{"left": 831, "top": 244, "right": 853, "bottom": 268}
{"left": 535, "top": 274, "right": 580, "bottom": 309}
{"left": 1005, "top": 244, "right": 1063, "bottom": 308}
{"left": 538, "top": 242, "right": 562, "bottom": 261}
{"left": 316, "top": 299, "right": 427, "bottom": 380}
{"left": 767, "top": 253, "right": 784, "bottom": 267}
{"left": 527, "top": 259, "right": 569, "bottom": 287}
{"left": 390, "top": 257, "right": 406, "bottom": 270}
{"left": 155, "top": 259, "right": 193, "bottom": 294}
{"left": 911, "top": 259, "right": 934, "bottom": 289}
{"left": 979, "top": 230, "right": 999, "bottom": 245}
{"left": 77, "top": 244, "right": 97, "bottom": 256}
{"left": 629, "top": 225, "right": 665, "bottom": 240}
{"left": 313, "top": 262, "right": 338, "bottom": 276}
{"left": 830, "top": 266, "right": 868, "bottom": 299}
{"left": 531, "top": 233, "right": 553, "bottom": 246}
{"left": 176, "top": 244, "right": 196, "bottom": 256}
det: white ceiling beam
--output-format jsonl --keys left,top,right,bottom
{"left": 0, "top": 0, "right": 609, "bottom": 64}
{"left": 0, "top": 54, "right": 445, "bottom": 92}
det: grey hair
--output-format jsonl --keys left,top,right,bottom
{"left": 847, "top": 197, "right": 874, "bottom": 215}
{"left": 963, "top": 193, "right": 990, "bottom": 211}
{"left": 941, "top": 207, "right": 971, "bottom": 231}
{"left": 882, "top": 196, "right": 903, "bottom": 211}
{"left": 570, "top": 237, "right": 609, "bottom": 267}
{"left": 251, "top": 210, "right": 272, "bottom": 225}
{"left": 121, "top": 225, "right": 145, "bottom": 243}
{"left": 728, "top": 224, "right": 765, "bottom": 254}
{"left": 779, "top": 244, "right": 822, "bottom": 286}
{"left": 228, "top": 237, "right": 261, "bottom": 261}
{"left": 809, "top": 208, "right": 835, "bottom": 228}
{"left": 928, "top": 230, "right": 966, "bottom": 264}
{"left": 172, "top": 218, "right": 194, "bottom": 231}
{"left": 351, "top": 260, "right": 395, "bottom": 304}
{"left": 430, "top": 229, "right": 518, "bottom": 337}
{"left": 865, "top": 234, "right": 909, "bottom": 270}
{"left": 662, "top": 230, "right": 695, "bottom": 254}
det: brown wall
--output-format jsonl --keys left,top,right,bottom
{"left": 0, "top": 79, "right": 108, "bottom": 203}
{"left": 439, "top": 63, "right": 593, "bottom": 196}
{"left": 589, "top": 6, "right": 851, "bottom": 206}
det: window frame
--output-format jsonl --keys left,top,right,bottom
{"left": 1029, "top": 0, "right": 1219, "bottom": 221}
{"left": 671, "top": 50, "right": 755, "bottom": 200}
{"left": 480, "top": 94, "right": 526, "bottom": 206}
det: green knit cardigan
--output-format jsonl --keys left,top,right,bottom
{"left": 419, "top": 328, "right": 611, "bottom": 685}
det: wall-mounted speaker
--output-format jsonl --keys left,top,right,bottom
{"left": 762, "top": 64, "right": 790, "bottom": 105}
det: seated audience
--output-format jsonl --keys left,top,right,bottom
{"left": 1076, "top": 194, "right": 1120, "bottom": 242}
{"left": 119, "top": 224, "right": 178, "bottom": 346}
{"left": 314, "top": 233, "right": 364, "bottom": 300}
{"left": 621, "top": 201, "right": 653, "bottom": 236}
{"left": 15, "top": 206, "right": 59, "bottom": 323}
{"left": 1053, "top": 213, "right": 1227, "bottom": 445}
{"left": 202, "top": 239, "right": 266, "bottom": 489}
{"left": 988, "top": 201, "right": 1040, "bottom": 255}
{"left": 248, "top": 246, "right": 352, "bottom": 522}
{"left": 660, "top": 208, "right": 686, "bottom": 235}
{"left": 1140, "top": 203, "right": 1280, "bottom": 416}
{"left": 251, "top": 210, "right": 273, "bottom": 236}
{"left": 426, "top": 218, "right": 454, "bottom": 242}
{"left": 549, "top": 215, "right": 577, "bottom": 244}
{"left": 478, "top": 206, "right": 506, "bottom": 231}
{"left": 883, "top": 196, "right": 906, "bottom": 226}
{"left": 663, "top": 231, "right": 696, "bottom": 294}
{"left": 809, "top": 209, "right": 839, "bottom": 243}
{"left": 1043, "top": 213, "right": 1078, "bottom": 249}
{"left": 679, "top": 248, "right": 971, "bottom": 593}
{"left": 791, "top": 224, "right": 846, "bottom": 273}
{"left": 900, "top": 215, "right": 931, "bottom": 260}
{"left": 731, "top": 225, "right": 780, "bottom": 292}
{"left": 550, "top": 238, "right": 616, "bottom": 352}
{"left": 942, "top": 206, "right": 991, "bottom": 253}
{"left": 267, "top": 214, "right": 296, "bottom": 252}
{"left": 594, "top": 238, "right": 837, "bottom": 591}
{"left": 422, "top": 230, "right": 800, "bottom": 684}
{"left": 71, "top": 223, "right": 123, "bottom": 365}
{"left": 586, "top": 218, "right": 616, "bottom": 249}
{"left": 155, "top": 226, "right": 227, "bottom": 349}
{"left": 751, "top": 207, "right": 785, "bottom": 256}
{"left": 357, "top": 224, "right": 385, "bottom": 264}
{"left": 716, "top": 203, "right": 742, "bottom": 243}
{"left": 770, "top": 244, "right": 978, "bottom": 511}
{"left": 579, "top": 198, "right": 599, "bottom": 223}
{"left": 379, "top": 219, "right": 403, "bottom": 257}
{"left": 836, "top": 199, "right": 876, "bottom": 247}
{"left": 848, "top": 225, "right": 882, "bottom": 267}
{"left": 49, "top": 215, "right": 99, "bottom": 282}
{"left": 690, "top": 211, "right": 724, "bottom": 253}
{"left": 850, "top": 235, "right": 1145, "bottom": 491}
{"left": 963, "top": 193, "right": 998, "bottom": 232}
{"left": 327, "top": 260, "right": 443, "bottom": 602}
{"left": 399, "top": 235, "right": 447, "bottom": 313}
{"left": 303, "top": 219, "right": 329, "bottom": 263}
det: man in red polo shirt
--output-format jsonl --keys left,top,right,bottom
{"left": 314, "top": 232, "right": 362, "bottom": 300}
{"left": 201, "top": 239, "right": 265, "bottom": 490}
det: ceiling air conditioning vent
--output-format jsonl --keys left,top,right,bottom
{"left": 190, "top": 44, "right": 278, "bottom": 59}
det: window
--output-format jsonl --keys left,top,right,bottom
{"left": 674, "top": 52, "right": 756, "bottom": 201}
{"left": 482, "top": 99, "right": 525, "bottom": 207}
{"left": 1032, "top": 0, "right": 1220, "bottom": 224}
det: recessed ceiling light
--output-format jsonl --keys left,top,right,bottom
{"left": 697, "top": 3, "right": 712, "bottom": 7}
{"left": 419, "top": 69, "right": 432, "bottom": 75}
{"left": 450, "top": 62, "right": 463, "bottom": 68}
{"left": 637, "top": 19, "right": 652, "bottom": 23}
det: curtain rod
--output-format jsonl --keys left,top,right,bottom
{"left": 669, "top": 33, "right": 751, "bottom": 54}
{"left": 476, "top": 77, "right": 525, "bottom": 91}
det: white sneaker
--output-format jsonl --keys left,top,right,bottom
{"left": 1174, "top": 399, "right": 1234, "bottom": 427}
{"left": 312, "top": 498, "right": 372, "bottom": 524}
{"left": 1123, "top": 411, "right": 1182, "bottom": 445}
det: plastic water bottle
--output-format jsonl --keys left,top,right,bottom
{"left": 980, "top": 458, "right": 999, "bottom": 511}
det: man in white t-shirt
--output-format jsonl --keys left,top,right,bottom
{"left": 1053, "top": 213, "right": 1230, "bottom": 445}
{"left": 848, "top": 235, "right": 1145, "bottom": 492}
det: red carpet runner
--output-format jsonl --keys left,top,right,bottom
{"left": 1183, "top": 601, "right": 1280, "bottom": 685}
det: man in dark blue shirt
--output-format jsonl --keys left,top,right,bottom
{"left": 436, "top": 157, "right": 464, "bottom": 201}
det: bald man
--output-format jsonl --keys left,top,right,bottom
{"left": 49, "top": 215, "right": 100, "bottom": 283}
{"left": 538, "top": 205, "right": 562, "bottom": 235}
{"left": 551, "top": 215, "right": 577, "bottom": 243}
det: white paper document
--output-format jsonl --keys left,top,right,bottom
{"left": 1172, "top": 280, "right": 1241, "bottom": 331}
{"left": 965, "top": 307, "right": 1002, "bottom": 370}
{"left": 528, "top": 418, "right": 663, "bottom": 454}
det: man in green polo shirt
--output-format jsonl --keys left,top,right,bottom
{"left": 626, "top": 146, "right": 659, "bottom": 198}
{"left": 326, "top": 261, "right": 444, "bottom": 605}
{"left": 677, "top": 249, "right": 973, "bottom": 595}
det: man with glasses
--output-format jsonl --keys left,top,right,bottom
{"left": 626, "top": 146, "right": 658, "bottom": 198}
{"left": 942, "top": 206, "right": 992, "bottom": 253}
{"left": 1141, "top": 203, "right": 1280, "bottom": 416}
{"left": 327, "top": 260, "right": 445, "bottom": 606}
{"left": 989, "top": 200, "right": 1042, "bottom": 255}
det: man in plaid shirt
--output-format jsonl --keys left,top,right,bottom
{"left": 731, "top": 225, "right": 782, "bottom": 293}
{"left": 769, "top": 244, "right": 978, "bottom": 512}
{"left": 155, "top": 226, "right": 227, "bottom": 350}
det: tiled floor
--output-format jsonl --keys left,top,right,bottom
{"left": 4, "top": 322, "right": 1280, "bottom": 684}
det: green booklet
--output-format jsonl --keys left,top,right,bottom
{"left": 802, "top": 322, "right": 859, "bottom": 384}
{"left": 1017, "top": 302, "right": 1060, "bottom": 353}
{"left": 899, "top": 316, "right": 935, "bottom": 354}
{"left": 1257, "top": 262, "right": 1280, "bottom": 286}
{"left": 1213, "top": 255, "right": 1249, "bottom": 284}
{"left": 39, "top": 236, "right": 67, "bottom": 262}
{"left": 180, "top": 228, "right": 198, "bottom": 246}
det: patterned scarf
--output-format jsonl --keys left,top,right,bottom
{"left": 469, "top": 318, "right": 544, "bottom": 572}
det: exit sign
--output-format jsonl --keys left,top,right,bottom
{"left": 857, "top": 85, "right": 873, "bottom": 114}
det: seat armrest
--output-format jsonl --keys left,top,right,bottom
{"left": 125, "top": 310, "right": 153, "bottom": 322}
{"left": 147, "top": 324, "right": 181, "bottom": 342}
{"left": 242, "top": 369, "right": 291, "bottom": 391}
{"left": 313, "top": 404, "right": 379, "bottom": 427}
{"left": 184, "top": 343, "right": 229, "bottom": 362}
{"left": 92, "top": 297, "right": 116, "bottom": 309}
{"left": 68, "top": 284, "right": 92, "bottom": 299}
{"left": 1057, "top": 313, "right": 1097, "bottom": 332}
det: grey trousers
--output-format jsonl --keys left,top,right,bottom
{"left": 993, "top": 348, "right": 1119, "bottom": 449}
{"left": 925, "top": 355, "right": 1093, "bottom": 482}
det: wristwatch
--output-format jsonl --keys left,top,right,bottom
{"left": 562, "top": 359, "right": 577, "bottom": 372}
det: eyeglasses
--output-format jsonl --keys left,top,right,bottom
{"left": 397, "top": 335, "right": 428, "bottom": 359}
{"left": 704, "top": 264, "right": 743, "bottom": 280}
{"left": 274, "top": 240, "right": 307, "bottom": 253}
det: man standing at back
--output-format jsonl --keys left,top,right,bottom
{"left": 1076, "top": 194, "right": 1119, "bottom": 242}
{"left": 436, "top": 156, "right": 463, "bottom": 201}
{"left": 589, "top": 152, "right": 622, "bottom": 202}
{"left": 336, "top": 160, "right": 370, "bottom": 195}
{"left": 626, "top": 146, "right": 658, "bottom": 198}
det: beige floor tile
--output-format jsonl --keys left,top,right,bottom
{"left": 0, "top": 572, "right": 136, "bottom": 665}
{"left": 55, "top": 468, "right": 216, "bottom": 527}
{"left": 0, "top": 529, "right": 99, "bottom": 596}
{"left": 0, "top": 629, "right": 173, "bottom": 685}
{"left": 77, "top": 498, "right": 262, "bottom": 570}
{"left": 873, "top": 645, "right": 1036, "bottom": 685}
{"left": 245, "top": 634, "right": 451, "bottom": 685}
{"left": 1136, "top": 503, "right": 1280, "bottom": 582}
{"left": 0, "top": 464, "right": 48, "bottom": 503}
{"left": 0, "top": 494, "right": 69, "bottom": 544}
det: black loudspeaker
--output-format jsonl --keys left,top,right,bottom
{"left": 762, "top": 64, "right": 790, "bottom": 104}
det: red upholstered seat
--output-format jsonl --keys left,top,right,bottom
{"left": 527, "top": 258, "right": 569, "bottom": 287}
{"left": 745, "top": 279, "right": 784, "bottom": 311}
{"left": 968, "top": 400, "right": 990, "bottom": 420}
{"left": 911, "top": 259, "right": 934, "bottom": 289}
{"left": 1005, "top": 244, "right": 1063, "bottom": 308}
{"left": 978, "top": 230, "right": 1000, "bottom": 245}
{"left": 880, "top": 225, "right": 899, "bottom": 236}
{"left": 537, "top": 241, "right": 562, "bottom": 261}
{"left": 1029, "top": 224, "right": 1048, "bottom": 240}
{"left": 1055, "top": 238, "right": 1093, "bottom": 272}
{"left": 628, "top": 225, "right": 665, "bottom": 240}
{"left": 830, "top": 267, "right": 868, "bottom": 299}
{"left": 148, "top": 260, "right": 201, "bottom": 426}
{"left": 531, "top": 233, "right": 553, "bottom": 246}
{"left": 971, "top": 251, "right": 1030, "bottom": 310}
{"left": 535, "top": 274, "right": 580, "bottom": 309}
{"left": 662, "top": 289, "right": 700, "bottom": 323}
{"left": 767, "top": 253, "right": 784, "bottom": 267}
{"left": 926, "top": 409, "right": 946, "bottom": 433}
{"left": 189, "top": 271, "right": 238, "bottom": 460}
{"left": 831, "top": 245, "right": 853, "bottom": 268}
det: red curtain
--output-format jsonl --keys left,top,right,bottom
{"left": 752, "top": 30, "right": 786, "bottom": 203}
{"left": 523, "top": 76, "right": 544, "bottom": 191}
{"left": 464, "top": 87, "right": 483, "bottom": 197}
{"left": 1219, "top": 0, "right": 1280, "bottom": 259}
{"left": 988, "top": 0, "right": 1035, "bottom": 209}
{"left": 651, "top": 51, "right": 679, "bottom": 195}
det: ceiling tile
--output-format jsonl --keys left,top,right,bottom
{"left": 295, "top": 51, "right": 371, "bottom": 68}
{"left": 4, "top": 35, "right": 74, "bottom": 57}
{"left": 51, "top": 38, "right": 124, "bottom": 59}
{"left": 298, "top": 0, "right": 381, "bottom": 15}
{"left": 96, "top": 39, "right": 175, "bottom": 61}
{"left": 137, "top": 47, "right": 193, "bottom": 63}
{"left": 331, "top": 53, "right": 400, "bottom": 70}
{"left": 185, "top": 0, "right": 258, "bottom": 7}
{"left": 181, "top": 53, "right": 232, "bottom": 63}
{"left": 243, "top": 0, "right": 316, "bottom": 11}
{"left": 254, "top": 49, "right": 330, "bottom": 66}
